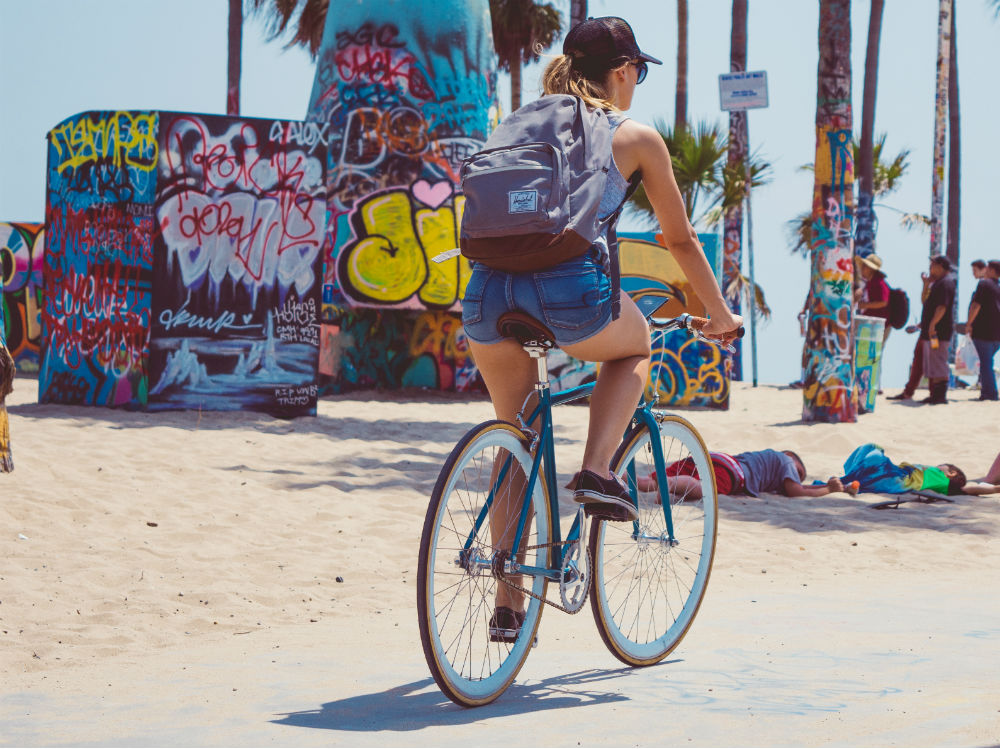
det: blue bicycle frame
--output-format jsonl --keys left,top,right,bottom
{"left": 462, "top": 376, "right": 677, "bottom": 583}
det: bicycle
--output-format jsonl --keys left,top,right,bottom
{"left": 417, "top": 292, "right": 740, "bottom": 707}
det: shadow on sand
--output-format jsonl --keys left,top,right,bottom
{"left": 271, "top": 667, "right": 644, "bottom": 732}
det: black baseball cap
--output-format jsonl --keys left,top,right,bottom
{"left": 563, "top": 16, "right": 662, "bottom": 79}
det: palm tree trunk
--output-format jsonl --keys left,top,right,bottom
{"left": 929, "top": 0, "right": 953, "bottom": 257}
{"left": 569, "top": 0, "right": 587, "bottom": 29}
{"left": 511, "top": 55, "right": 522, "bottom": 112}
{"left": 945, "top": 3, "right": 960, "bottom": 268}
{"left": 802, "top": 0, "right": 856, "bottom": 423}
{"left": 674, "top": 0, "right": 688, "bottom": 134}
{"left": 227, "top": 0, "right": 242, "bottom": 116}
{"left": 724, "top": 0, "right": 747, "bottom": 382}
{"left": 855, "top": 0, "right": 883, "bottom": 259}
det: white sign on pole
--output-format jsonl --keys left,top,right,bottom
{"left": 719, "top": 70, "right": 769, "bottom": 111}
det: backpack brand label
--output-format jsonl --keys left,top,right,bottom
{"left": 508, "top": 190, "right": 538, "bottom": 214}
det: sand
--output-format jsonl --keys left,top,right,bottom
{"left": 1, "top": 377, "right": 998, "bottom": 747}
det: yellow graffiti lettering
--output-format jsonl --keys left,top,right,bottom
{"left": 345, "top": 191, "right": 427, "bottom": 301}
{"left": 51, "top": 111, "right": 158, "bottom": 175}
{"left": 340, "top": 189, "right": 470, "bottom": 307}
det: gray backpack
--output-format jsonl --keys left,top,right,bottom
{"left": 459, "top": 94, "right": 637, "bottom": 272}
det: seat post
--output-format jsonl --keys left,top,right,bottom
{"left": 524, "top": 345, "right": 550, "bottom": 389}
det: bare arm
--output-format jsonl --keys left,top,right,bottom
{"left": 967, "top": 301, "right": 980, "bottom": 330}
{"left": 961, "top": 481, "right": 1000, "bottom": 496}
{"left": 782, "top": 477, "right": 846, "bottom": 498}
{"left": 928, "top": 305, "right": 946, "bottom": 341}
{"left": 613, "top": 121, "right": 741, "bottom": 340}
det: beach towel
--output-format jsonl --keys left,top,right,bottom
{"left": 840, "top": 443, "right": 948, "bottom": 495}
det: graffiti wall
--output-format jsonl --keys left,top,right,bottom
{"left": 307, "top": 0, "right": 497, "bottom": 318}
{"left": 40, "top": 110, "right": 327, "bottom": 415}
{"left": 41, "top": 110, "right": 157, "bottom": 407}
{"left": 150, "top": 113, "right": 326, "bottom": 416}
{"left": 620, "top": 233, "right": 731, "bottom": 409}
{"left": 1, "top": 222, "right": 44, "bottom": 372}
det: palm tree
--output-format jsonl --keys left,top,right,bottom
{"left": 724, "top": 0, "right": 748, "bottom": 378}
{"left": 674, "top": 0, "right": 688, "bottom": 135}
{"left": 802, "top": 0, "right": 855, "bottom": 424}
{"left": 945, "top": 3, "right": 960, "bottom": 268}
{"left": 569, "top": 0, "right": 587, "bottom": 29}
{"left": 929, "top": 0, "right": 953, "bottom": 257}
{"left": 490, "top": 0, "right": 562, "bottom": 112}
{"left": 854, "top": 0, "right": 884, "bottom": 259}
{"left": 227, "top": 0, "right": 242, "bottom": 115}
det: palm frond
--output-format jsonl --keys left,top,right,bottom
{"left": 724, "top": 273, "right": 771, "bottom": 320}
{"left": 247, "top": 0, "right": 328, "bottom": 58}
{"left": 489, "top": 0, "right": 563, "bottom": 70}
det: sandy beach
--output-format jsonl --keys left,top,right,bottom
{"left": 1, "top": 377, "right": 998, "bottom": 747}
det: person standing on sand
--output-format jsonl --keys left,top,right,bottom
{"left": 908, "top": 256, "right": 955, "bottom": 405}
{"left": 966, "top": 260, "right": 1000, "bottom": 401}
{"left": 887, "top": 267, "right": 936, "bottom": 402}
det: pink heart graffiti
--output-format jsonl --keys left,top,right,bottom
{"left": 411, "top": 179, "right": 453, "bottom": 209}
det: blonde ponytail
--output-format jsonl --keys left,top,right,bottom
{"left": 541, "top": 54, "right": 622, "bottom": 111}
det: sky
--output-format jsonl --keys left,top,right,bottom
{"left": 2, "top": 0, "right": 998, "bottom": 389}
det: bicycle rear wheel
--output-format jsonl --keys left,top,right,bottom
{"left": 589, "top": 414, "right": 717, "bottom": 666}
{"left": 418, "top": 420, "right": 551, "bottom": 706}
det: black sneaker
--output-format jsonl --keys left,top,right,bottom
{"left": 488, "top": 606, "right": 525, "bottom": 643}
{"left": 886, "top": 392, "right": 912, "bottom": 401}
{"left": 572, "top": 469, "right": 638, "bottom": 521}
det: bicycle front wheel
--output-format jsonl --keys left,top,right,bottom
{"left": 589, "top": 414, "right": 718, "bottom": 666}
{"left": 418, "top": 420, "right": 552, "bottom": 707}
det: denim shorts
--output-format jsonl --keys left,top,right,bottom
{"left": 461, "top": 250, "right": 614, "bottom": 346}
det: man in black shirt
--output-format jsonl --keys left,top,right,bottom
{"left": 918, "top": 255, "right": 956, "bottom": 404}
{"left": 967, "top": 260, "right": 1000, "bottom": 401}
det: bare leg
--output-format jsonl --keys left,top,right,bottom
{"left": 562, "top": 292, "right": 651, "bottom": 477}
{"left": 469, "top": 338, "right": 537, "bottom": 612}
{"left": 468, "top": 291, "right": 650, "bottom": 609}
{"left": 985, "top": 451, "right": 1000, "bottom": 484}
{"left": 968, "top": 451, "right": 1000, "bottom": 485}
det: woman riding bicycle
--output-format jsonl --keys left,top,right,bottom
{"left": 460, "top": 17, "right": 742, "bottom": 626}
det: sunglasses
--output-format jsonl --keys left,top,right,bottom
{"left": 633, "top": 60, "right": 648, "bottom": 85}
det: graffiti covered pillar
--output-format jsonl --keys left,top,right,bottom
{"left": 802, "top": 0, "right": 856, "bottom": 423}
{"left": 0, "top": 222, "right": 45, "bottom": 371}
{"left": 307, "top": 0, "right": 497, "bottom": 391}
{"left": 40, "top": 111, "right": 158, "bottom": 407}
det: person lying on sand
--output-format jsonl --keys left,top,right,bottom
{"left": 635, "top": 448, "right": 856, "bottom": 500}
{"left": 835, "top": 443, "right": 967, "bottom": 496}
{"left": 960, "top": 450, "right": 1000, "bottom": 496}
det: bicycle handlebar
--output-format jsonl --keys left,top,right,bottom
{"left": 649, "top": 313, "right": 745, "bottom": 354}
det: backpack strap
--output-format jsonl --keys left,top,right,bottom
{"left": 605, "top": 171, "right": 643, "bottom": 320}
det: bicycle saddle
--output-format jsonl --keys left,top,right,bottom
{"left": 496, "top": 311, "right": 556, "bottom": 349}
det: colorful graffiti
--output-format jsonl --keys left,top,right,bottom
{"left": 854, "top": 315, "right": 885, "bottom": 412}
{"left": 305, "top": 1, "right": 497, "bottom": 314}
{"left": 0, "top": 222, "right": 44, "bottom": 371}
{"left": 802, "top": 0, "right": 857, "bottom": 423}
{"left": 149, "top": 113, "right": 327, "bottom": 416}
{"left": 620, "top": 233, "right": 731, "bottom": 409}
{"left": 41, "top": 111, "right": 156, "bottom": 407}
{"left": 39, "top": 110, "right": 328, "bottom": 414}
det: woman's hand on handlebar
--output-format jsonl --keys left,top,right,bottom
{"left": 702, "top": 309, "right": 743, "bottom": 344}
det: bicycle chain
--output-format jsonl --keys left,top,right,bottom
{"left": 495, "top": 537, "right": 592, "bottom": 615}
